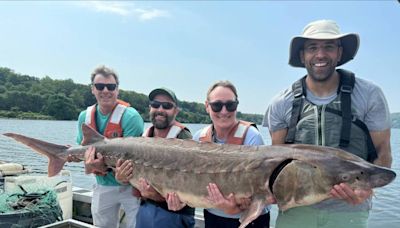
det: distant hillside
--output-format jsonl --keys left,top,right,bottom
{"left": 0, "top": 67, "right": 263, "bottom": 124}
{"left": 2, "top": 66, "right": 397, "bottom": 128}
{"left": 391, "top": 113, "right": 400, "bottom": 129}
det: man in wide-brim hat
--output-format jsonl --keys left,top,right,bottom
{"left": 263, "top": 19, "right": 392, "bottom": 228}
{"left": 288, "top": 19, "right": 359, "bottom": 68}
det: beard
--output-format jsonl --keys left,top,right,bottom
{"left": 306, "top": 61, "right": 337, "bottom": 82}
{"left": 150, "top": 111, "right": 175, "bottom": 129}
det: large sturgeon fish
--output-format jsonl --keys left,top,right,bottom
{"left": 3, "top": 124, "right": 396, "bottom": 228}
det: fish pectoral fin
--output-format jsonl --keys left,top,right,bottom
{"left": 239, "top": 198, "right": 265, "bottom": 228}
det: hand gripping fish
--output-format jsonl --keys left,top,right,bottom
{"left": 3, "top": 124, "right": 396, "bottom": 228}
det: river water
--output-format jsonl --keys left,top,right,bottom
{"left": 0, "top": 119, "right": 399, "bottom": 227}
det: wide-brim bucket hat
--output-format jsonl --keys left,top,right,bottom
{"left": 289, "top": 19, "right": 360, "bottom": 68}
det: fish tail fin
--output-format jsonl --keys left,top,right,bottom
{"left": 3, "top": 133, "right": 69, "bottom": 177}
{"left": 239, "top": 197, "right": 266, "bottom": 228}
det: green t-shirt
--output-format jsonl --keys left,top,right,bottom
{"left": 76, "top": 105, "right": 144, "bottom": 186}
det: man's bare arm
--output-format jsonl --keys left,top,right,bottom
{"left": 270, "top": 128, "right": 288, "bottom": 145}
{"left": 370, "top": 129, "right": 392, "bottom": 168}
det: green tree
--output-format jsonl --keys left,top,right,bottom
{"left": 0, "top": 95, "right": 5, "bottom": 110}
{"left": 0, "top": 68, "right": 15, "bottom": 84}
{"left": 70, "top": 89, "right": 85, "bottom": 108}
{"left": 52, "top": 79, "right": 76, "bottom": 97}
{"left": 4, "top": 91, "right": 45, "bottom": 113}
{"left": 43, "top": 94, "right": 78, "bottom": 120}
{"left": 0, "top": 85, "right": 6, "bottom": 94}
{"left": 119, "top": 90, "right": 149, "bottom": 120}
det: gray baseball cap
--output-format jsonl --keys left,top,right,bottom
{"left": 148, "top": 87, "right": 179, "bottom": 106}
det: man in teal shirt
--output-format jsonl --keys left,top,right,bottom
{"left": 76, "top": 65, "right": 144, "bottom": 227}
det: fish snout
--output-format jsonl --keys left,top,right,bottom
{"left": 370, "top": 168, "right": 396, "bottom": 188}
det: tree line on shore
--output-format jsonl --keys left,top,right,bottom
{"left": 0, "top": 67, "right": 263, "bottom": 124}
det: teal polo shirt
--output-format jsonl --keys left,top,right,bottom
{"left": 76, "top": 105, "right": 144, "bottom": 186}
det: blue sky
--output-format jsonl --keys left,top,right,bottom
{"left": 1, "top": 1, "right": 399, "bottom": 115}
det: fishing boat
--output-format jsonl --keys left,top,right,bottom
{"left": 0, "top": 163, "right": 74, "bottom": 228}
{"left": 0, "top": 162, "right": 204, "bottom": 228}
{"left": 70, "top": 186, "right": 205, "bottom": 228}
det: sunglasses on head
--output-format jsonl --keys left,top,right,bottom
{"left": 209, "top": 100, "right": 239, "bottom": 112}
{"left": 94, "top": 83, "right": 117, "bottom": 91}
{"left": 150, "top": 100, "right": 175, "bottom": 110}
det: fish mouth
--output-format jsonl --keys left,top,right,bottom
{"left": 269, "top": 159, "right": 295, "bottom": 193}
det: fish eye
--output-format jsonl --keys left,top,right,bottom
{"left": 340, "top": 174, "right": 350, "bottom": 181}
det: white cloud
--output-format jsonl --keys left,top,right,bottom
{"left": 86, "top": 1, "right": 130, "bottom": 16}
{"left": 134, "top": 8, "right": 170, "bottom": 21}
{"left": 77, "top": 1, "right": 169, "bottom": 21}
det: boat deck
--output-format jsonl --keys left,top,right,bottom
{"left": 71, "top": 186, "right": 205, "bottom": 228}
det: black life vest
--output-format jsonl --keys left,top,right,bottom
{"left": 285, "top": 69, "right": 377, "bottom": 163}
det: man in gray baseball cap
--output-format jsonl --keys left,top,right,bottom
{"left": 115, "top": 87, "right": 194, "bottom": 228}
{"left": 148, "top": 87, "right": 179, "bottom": 107}
{"left": 264, "top": 19, "right": 391, "bottom": 228}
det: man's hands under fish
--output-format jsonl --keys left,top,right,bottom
{"left": 138, "top": 179, "right": 188, "bottom": 211}
{"left": 84, "top": 146, "right": 107, "bottom": 176}
{"left": 206, "top": 183, "right": 250, "bottom": 215}
{"left": 114, "top": 160, "right": 185, "bottom": 208}
{"left": 138, "top": 178, "right": 165, "bottom": 202}
{"left": 115, "top": 159, "right": 133, "bottom": 184}
{"left": 115, "top": 163, "right": 159, "bottom": 200}
{"left": 166, "top": 192, "right": 187, "bottom": 211}
{"left": 206, "top": 183, "right": 277, "bottom": 214}
{"left": 330, "top": 183, "right": 373, "bottom": 205}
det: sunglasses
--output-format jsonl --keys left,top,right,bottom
{"left": 150, "top": 100, "right": 175, "bottom": 110}
{"left": 94, "top": 83, "right": 117, "bottom": 91}
{"left": 209, "top": 100, "right": 239, "bottom": 112}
